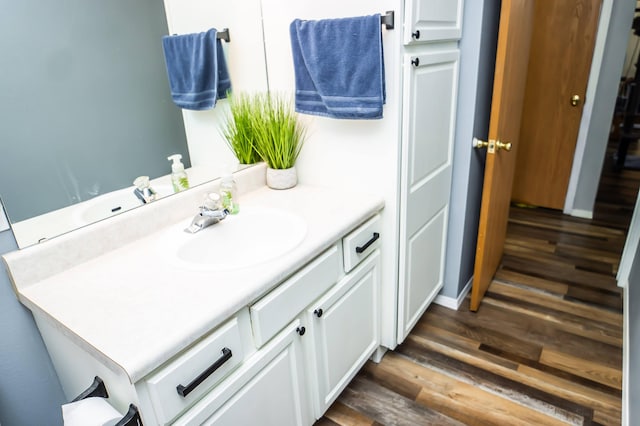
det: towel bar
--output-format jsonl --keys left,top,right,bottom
{"left": 380, "top": 11, "right": 394, "bottom": 30}
{"left": 217, "top": 28, "right": 230, "bottom": 42}
{"left": 171, "top": 28, "right": 230, "bottom": 42}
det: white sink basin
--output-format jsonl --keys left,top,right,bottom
{"left": 159, "top": 206, "right": 307, "bottom": 271}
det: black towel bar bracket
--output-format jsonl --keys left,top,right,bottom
{"left": 71, "top": 376, "right": 144, "bottom": 425}
{"left": 170, "top": 28, "right": 230, "bottom": 42}
{"left": 217, "top": 28, "right": 230, "bottom": 42}
{"left": 381, "top": 11, "right": 394, "bottom": 30}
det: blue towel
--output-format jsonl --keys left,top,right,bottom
{"left": 289, "top": 14, "right": 385, "bottom": 120}
{"left": 161, "top": 28, "right": 231, "bottom": 110}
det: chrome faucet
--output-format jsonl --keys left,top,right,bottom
{"left": 133, "top": 176, "right": 157, "bottom": 204}
{"left": 185, "top": 193, "right": 229, "bottom": 233}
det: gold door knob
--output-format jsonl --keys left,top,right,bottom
{"left": 571, "top": 95, "right": 581, "bottom": 107}
{"left": 496, "top": 141, "right": 512, "bottom": 151}
{"left": 472, "top": 137, "right": 489, "bottom": 149}
{"left": 473, "top": 138, "right": 512, "bottom": 153}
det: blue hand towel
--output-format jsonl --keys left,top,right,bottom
{"left": 289, "top": 14, "right": 385, "bottom": 120}
{"left": 162, "top": 28, "right": 231, "bottom": 111}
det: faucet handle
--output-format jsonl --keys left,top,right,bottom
{"left": 202, "top": 193, "right": 222, "bottom": 211}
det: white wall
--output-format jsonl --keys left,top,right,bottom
{"left": 0, "top": 202, "right": 8, "bottom": 233}
{"left": 163, "top": 0, "right": 270, "bottom": 173}
{"left": 260, "top": 0, "right": 402, "bottom": 348}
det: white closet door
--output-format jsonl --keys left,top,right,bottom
{"left": 403, "top": 0, "right": 464, "bottom": 44}
{"left": 397, "top": 47, "right": 459, "bottom": 344}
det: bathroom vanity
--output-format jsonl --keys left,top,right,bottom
{"left": 3, "top": 166, "right": 384, "bottom": 424}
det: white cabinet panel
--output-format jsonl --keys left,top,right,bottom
{"left": 403, "top": 211, "right": 446, "bottom": 338}
{"left": 398, "top": 47, "right": 459, "bottom": 344}
{"left": 250, "top": 246, "right": 341, "bottom": 347}
{"left": 175, "top": 321, "right": 311, "bottom": 426}
{"left": 404, "top": 0, "right": 463, "bottom": 44}
{"left": 305, "top": 252, "right": 380, "bottom": 417}
{"left": 407, "top": 53, "right": 457, "bottom": 185}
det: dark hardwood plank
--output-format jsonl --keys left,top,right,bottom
{"left": 317, "top": 128, "right": 632, "bottom": 426}
{"left": 336, "top": 375, "right": 464, "bottom": 426}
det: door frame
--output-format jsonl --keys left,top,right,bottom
{"left": 564, "top": 0, "right": 613, "bottom": 217}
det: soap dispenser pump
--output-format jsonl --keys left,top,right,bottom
{"left": 168, "top": 154, "right": 189, "bottom": 193}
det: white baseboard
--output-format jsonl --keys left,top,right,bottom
{"left": 434, "top": 276, "right": 473, "bottom": 310}
{"left": 570, "top": 209, "right": 593, "bottom": 219}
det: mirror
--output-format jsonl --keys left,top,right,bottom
{"left": 0, "top": 0, "right": 269, "bottom": 248}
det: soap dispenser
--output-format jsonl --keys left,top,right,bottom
{"left": 220, "top": 172, "right": 239, "bottom": 214}
{"left": 167, "top": 154, "right": 190, "bottom": 193}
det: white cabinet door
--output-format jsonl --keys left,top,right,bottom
{"left": 175, "top": 321, "right": 312, "bottom": 426}
{"left": 404, "top": 0, "right": 463, "bottom": 44}
{"left": 397, "top": 48, "right": 459, "bottom": 344}
{"left": 305, "top": 252, "right": 380, "bottom": 418}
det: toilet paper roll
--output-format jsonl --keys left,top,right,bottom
{"left": 61, "top": 397, "right": 123, "bottom": 426}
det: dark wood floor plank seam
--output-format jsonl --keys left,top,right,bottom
{"left": 406, "top": 334, "right": 622, "bottom": 415}
{"left": 487, "top": 279, "right": 623, "bottom": 329}
{"left": 394, "top": 339, "right": 596, "bottom": 424}
{"left": 426, "top": 303, "right": 623, "bottom": 369}
{"left": 482, "top": 291, "right": 623, "bottom": 344}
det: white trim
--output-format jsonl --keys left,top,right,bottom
{"left": 0, "top": 201, "right": 9, "bottom": 232}
{"left": 564, "top": 0, "right": 614, "bottom": 214}
{"left": 618, "top": 188, "right": 640, "bottom": 288}
{"left": 434, "top": 276, "right": 473, "bottom": 310}
{"left": 623, "top": 285, "right": 630, "bottom": 426}
{"left": 569, "top": 209, "right": 594, "bottom": 220}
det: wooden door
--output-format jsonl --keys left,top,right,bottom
{"left": 511, "top": 0, "right": 602, "bottom": 209}
{"left": 470, "top": 0, "right": 535, "bottom": 312}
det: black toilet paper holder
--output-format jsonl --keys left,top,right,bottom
{"left": 73, "top": 376, "right": 143, "bottom": 426}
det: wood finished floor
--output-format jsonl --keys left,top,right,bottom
{"left": 317, "top": 142, "right": 639, "bottom": 425}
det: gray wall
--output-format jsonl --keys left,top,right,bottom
{"left": 0, "top": 0, "right": 189, "bottom": 223}
{"left": 442, "top": 0, "right": 501, "bottom": 299}
{"left": 572, "top": 0, "right": 636, "bottom": 213}
{"left": 0, "top": 223, "right": 66, "bottom": 425}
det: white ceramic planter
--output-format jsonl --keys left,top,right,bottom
{"left": 266, "top": 166, "right": 297, "bottom": 190}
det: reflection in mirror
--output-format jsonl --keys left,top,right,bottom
{"left": 1, "top": 0, "right": 190, "bottom": 246}
{"left": 1, "top": 0, "right": 269, "bottom": 248}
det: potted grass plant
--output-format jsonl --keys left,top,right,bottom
{"left": 221, "top": 92, "right": 262, "bottom": 165}
{"left": 252, "top": 93, "right": 306, "bottom": 190}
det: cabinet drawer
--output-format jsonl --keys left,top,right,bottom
{"left": 342, "top": 215, "right": 381, "bottom": 273}
{"left": 145, "top": 317, "right": 245, "bottom": 424}
{"left": 174, "top": 320, "right": 312, "bottom": 426}
{"left": 250, "top": 246, "right": 340, "bottom": 348}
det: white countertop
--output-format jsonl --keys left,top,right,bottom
{"left": 7, "top": 184, "right": 383, "bottom": 383}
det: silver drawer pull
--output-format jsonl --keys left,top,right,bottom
{"left": 176, "top": 347, "right": 232, "bottom": 398}
{"left": 355, "top": 232, "right": 380, "bottom": 254}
